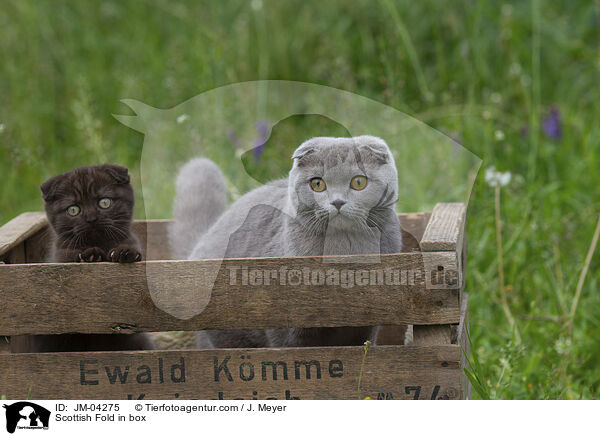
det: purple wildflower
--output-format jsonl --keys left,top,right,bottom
{"left": 542, "top": 107, "right": 562, "bottom": 140}
{"left": 252, "top": 121, "right": 269, "bottom": 161}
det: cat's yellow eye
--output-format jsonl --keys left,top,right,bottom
{"left": 67, "top": 205, "right": 81, "bottom": 216}
{"left": 350, "top": 175, "right": 368, "bottom": 190}
{"left": 98, "top": 198, "right": 112, "bottom": 209}
{"left": 310, "top": 178, "right": 326, "bottom": 192}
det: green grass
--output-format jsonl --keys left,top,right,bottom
{"left": 1, "top": 0, "right": 599, "bottom": 399}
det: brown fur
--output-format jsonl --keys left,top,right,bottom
{"left": 40, "top": 164, "right": 142, "bottom": 263}
{"left": 27, "top": 164, "right": 154, "bottom": 352}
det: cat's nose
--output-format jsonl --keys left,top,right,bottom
{"left": 330, "top": 199, "right": 346, "bottom": 211}
{"left": 86, "top": 215, "right": 98, "bottom": 223}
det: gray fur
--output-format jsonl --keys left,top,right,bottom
{"left": 168, "top": 158, "right": 228, "bottom": 259}
{"left": 170, "top": 136, "right": 403, "bottom": 348}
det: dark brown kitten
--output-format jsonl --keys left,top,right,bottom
{"left": 28, "top": 164, "right": 153, "bottom": 352}
{"left": 41, "top": 164, "right": 142, "bottom": 263}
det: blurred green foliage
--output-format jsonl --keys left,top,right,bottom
{"left": 1, "top": 0, "right": 599, "bottom": 398}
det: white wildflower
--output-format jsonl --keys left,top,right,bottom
{"left": 485, "top": 166, "right": 512, "bottom": 187}
{"left": 251, "top": 0, "right": 263, "bottom": 11}
{"left": 494, "top": 129, "right": 505, "bottom": 141}
{"left": 490, "top": 93, "right": 502, "bottom": 104}
{"left": 509, "top": 63, "right": 521, "bottom": 77}
{"left": 176, "top": 114, "right": 189, "bottom": 124}
{"left": 0, "top": 123, "right": 5, "bottom": 133}
{"left": 554, "top": 337, "right": 571, "bottom": 355}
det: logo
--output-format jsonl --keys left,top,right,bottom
{"left": 2, "top": 402, "right": 50, "bottom": 434}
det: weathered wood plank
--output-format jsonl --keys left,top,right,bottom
{"left": 0, "top": 212, "right": 48, "bottom": 259}
{"left": 413, "top": 325, "right": 453, "bottom": 345}
{"left": 0, "top": 253, "right": 461, "bottom": 335}
{"left": 0, "top": 345, "right": 462, "bottom": 400}
{"left": 376, "top": 325, "right": 407, "bottom": 345}
{"left": 459, "top": 223, "right": 468, "bottom": 289}
{"left": 458, "top": 294, "right": 471, "bottom": 400}
{"left": 420, "top": 203, "right": 466, "bottom": 252}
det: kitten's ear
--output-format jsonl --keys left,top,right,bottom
{"left": 103, "top": 164, "right": 131, "bottom": 184}
{"left": 40, "top": 175, "right": 62, "bottom": 202}
{"left": 291, "top": 147, "right": 316, "bottom": 166}
{"left": 359, "top": 144, "right": 389, "bottom": 165}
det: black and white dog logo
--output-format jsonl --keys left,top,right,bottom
{"left": 3, "top": 402, "right": 50, "bottom": 434}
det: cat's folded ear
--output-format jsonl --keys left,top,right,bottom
{"left": 359, "top": 144, "right": 390, "bottom": 165}
{"left": 291, "top": 146, "right": 316, "bottom": 166}
{"left": 102, "top": 164, "right": 131, "bottom": 184}
{"left": 40, "top": 175, "right": 63, "bottom": 202}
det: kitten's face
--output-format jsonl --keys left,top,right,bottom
{"left": 40, "top": 164, "right": 134, "bottom": 247}
{"left": 288, "top": 136, "right": 398, "bottom": 232}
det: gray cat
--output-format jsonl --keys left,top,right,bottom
{"left": 169, "top": 135, "right": 403, "bottom": 348}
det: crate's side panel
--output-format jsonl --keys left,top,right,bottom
{"left": 0, "top": 214, "right": 48, "bottom": 357}
{"left": 0, "top": 345, "right": 461, "bottom": 400}
{"left": 414, "top": 210, "right": 467, "bottom": 346}
{"left": 376, "top": 325, "right": 408, "bottom": 345}
{"left": 457, "top": 294, "right": 472, "bottom": 400}
{"left": 420, "top": 203, "right": 466, "bottom": 252}
{"left": 379, "top": 205, "right": 435, "bottom": 346}
{"left": 413, "top": 325, "right": 453, "bottom": 345}
{"left": 0, "top": 212, "right": 47, "bottom": 259}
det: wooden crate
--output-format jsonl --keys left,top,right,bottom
{"left": 0, "top": 203, "right": 471, "bottom": 400}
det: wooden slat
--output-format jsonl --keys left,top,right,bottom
{"left": 457, "top": 294, "right": 471, "bottom": 400}
{"left": 376, "top": 325, "right": 407, "bottom": 345}
{"left": 0, "top": 345, "right": 462, "bottom": 400}
{"left": 0, "top": 212, "right": 47, "bottom": 259}
{"left": 0, "top": 253, "right": 461, "bottom": 335}
{"left": 413, "top": 325, "right": 453, "bottom": 345}
{"left": 459, "top": 223, "right": 468, "bottom": 289}
{"left": 420, "top": 203, "right": 466, "bottom": 252}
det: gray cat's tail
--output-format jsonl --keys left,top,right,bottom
{"left": 169, "top": 158, "right": 227, "bottom": 259}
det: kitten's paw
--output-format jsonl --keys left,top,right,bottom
{"left": 109, "top": 245, "right": 142, "bottom": 263}
{"left": 78, "top": 247, "right": 107, "bottom": 262}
